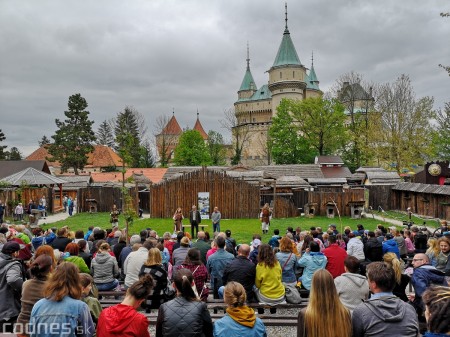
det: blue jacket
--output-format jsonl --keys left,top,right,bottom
{"left": 275, "top": 252, "right": 297, "bottom": 283}
{"left": 207, "top": 249, "right": 234, "bottom": 289}
{"left": 30, "top": 295, "right": 94, "bottom": 337}
{"left": 213, "top": 314, "right": 266, "bottom": 337}
{"left": 382, "top": 239, "right": 400, "bottom": 259}
{"left": 411, "top": 265, "right": 447, "bottom": 297}
{"left": 297, "top": 252, "right": 327, "bottom": 290}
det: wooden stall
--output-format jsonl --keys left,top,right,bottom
{"left": 304, "top": 187, "right": 366, "bottom": 217}
{"left": 77, "top": 186, "right": 139, "bottom": 213}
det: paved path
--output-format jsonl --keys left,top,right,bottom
{"left": 37, "top": 211, "right": 71, "bottom": 225}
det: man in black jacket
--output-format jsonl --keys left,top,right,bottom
{"left": 189, "top": 205, "right": 201, "bottom": 238}
{"left": 364, "top": 231, "right": 383, "bottom": 262}
{"left": 219, "top": 244, "right": 256, "bottom": 302}
{"left": 50, "top": 227, "right": 72, "bottom": 252}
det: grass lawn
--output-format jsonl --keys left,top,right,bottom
{"left": 38, "top": 212, "right": 423, "bottom": 245}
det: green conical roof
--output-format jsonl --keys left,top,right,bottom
{"left": 239, "top": 68, "right": 257, "bottom": 91}
{"left": 307, "top": 64, "right": 320, "bottom": 90}
{"left": 272, "top": 28, "right": 301, "bottom": 67}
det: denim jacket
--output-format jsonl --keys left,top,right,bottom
{"left": 275, "top": 251, "right": 297, "bottom": 283}
{"left": 207, "top": 249, "right": 234, "bottom": 289}
{"left": 30, "top": 296, "right": 94, "bottom": 337}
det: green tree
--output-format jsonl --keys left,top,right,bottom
{"left": 173, "top": 130, "right": 211, "bottom": 166}
{"left": 375, "top": 74, "right": 435, "bottom": 173}
{"left": 96, "top": 120, "right": 115, "bottom": 148}
{"left": 138, "top": 141, "right": 155, "bottom": 168}
{"left": 207, "top": 130, "right": 226, "bottom": 166}
{"left": 268, "top": 99, "right": 314, "bottom": 164}
{"left": 291, "top": 97, "right": 347, "bottom": 156}
{"left": 38, "top": 135, "right": 51, "bottom": 147}
{"left": 220, "top": 108, "right": 250, "bottom": 166}
{"left": 48, "top": 93, "right": 96, "bottom": 174}
{"left": 432, "top": 102, "right": 450, "bottom": 160}
{"left": 114, "top": 107, "right": 142, "bottom": 168}
{"left": 6, "top": 147, "right": 22, "bottom": 160}
{"left": 0, "top": 129, "right": 6, "bottom": 160}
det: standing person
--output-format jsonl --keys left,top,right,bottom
{"left": 90, "top": 243, "right": 120, "bottom": 291}
{"left": 0, "top": 200, "right": 5, "bottom": 224}
{"left": 0, "top": 242, "right": 24, "bottom": 333}
{"left": 110, "top": 204, "right": 119, "bottom": 228}
{"left": 97, "top": 274, "right": 154, "bottom": 337}
{"left": 214, "top": 282, "right": 266, "bottom": 337}
{"left": 172, "top": 207, "right": 184, "bottom": 233}
{"left": 259, "top": 203, "right": 271, "bottom": 235}
{"left": 421, "top": 286, "right": 450, "bottom": 337}
{"left": 139, "top": 248, "right": 169, "bottom": 311}
{"left": 178, "top": 248, "right": 209, "bottom": 302}
{"left": 297, "top": 269, "right": 351, "bottom": 337}
{"left": 189, "top": 205, "right": 201, "bottom": 239}
{"left": 211, "top": 207, "right": 221, "bottom": 233}
{"left": 15, "top": 203, "right": 24, "bottom": 222}
{"left": 352, "top": 262, "right": 419, "bottom": 337}
{"left": 40, "top": 195, "right": 47, "bottom": 218}
{"left": 156, "top": 268, "right": 213, "bottom": 337}
{"left": 63, "top": 195, "right": 68, "bottom": 213}
{"left": 30, "top": 262, "right": 94, "bottom": 337}
{"left": 334, "top": 256, "right": 369, "bottom": 313}
{"left": 323, "top": 235, "right": 347, "bottom": 279}
{"left": 68, "top": 197, "right": 74, "bottom": 216}
{"left": 15, "top": 255, "right": 53, "bottom": 336}
{"left": 254, "top": 244, "right": 285, "bottom": 313}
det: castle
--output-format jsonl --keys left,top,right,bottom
{"left": 233, "top": 5, "right": 323, "bottom": 166}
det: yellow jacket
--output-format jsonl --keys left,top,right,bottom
{"left": 255, "top": 262, "right": 285, "bottom": 298}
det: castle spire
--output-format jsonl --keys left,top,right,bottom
{"left": 284, "top": 2, "right": 289, "bottom": 33}
{"left": 246, "top": 41, "right": 250, "bottom": 70}
{"left": 239, "top": 43, "right": 257, "bottom": 92}
{"left": 311, "top": 50, "right": 314, "bottom": 67}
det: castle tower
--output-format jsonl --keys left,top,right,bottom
{"left": 268, "top": 3, "right": 307, "bottom": 114}
{"left": 238, "top": 43, "right": 258, "bottom": 100}
{"left": 305, "top": 51, "right": 322, "bottom": 98}
{"left": 193, "top": 112, "right": 208, "bottom": 140}
{"left": 156, "top": 111, "right": 182, "bottom": 164}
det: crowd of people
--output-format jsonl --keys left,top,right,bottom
{"left": 0, "top": 215, "right": 449, "bottom": 336}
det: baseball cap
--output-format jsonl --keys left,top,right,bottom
{"left": 2, "top": 241, "right": 21, "bottom": 254}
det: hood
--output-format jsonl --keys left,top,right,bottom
{"left": 102, "top": 304, "right": 142, "bottom": 332}
{"left": 94, "top": 252, "right": 111, "bottom": 264}
{"left": 341, "top": 273, "right": 368, "bottom": 287}
{"left": 364, "top": 296, "right": 408, "bottom": 322}
{"left": 310, "top": 252, "right": 326, "bottom": 265}
{"left": 418, "top": 265, "right": 446, "bottom": 282}
{"left": 226, "top": 306, "right": 256, "bottom": 328}
{"left": 384, "top": 239, "right": 397, "bottom": 247}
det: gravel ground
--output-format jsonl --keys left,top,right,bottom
{"left": 147, "top": 307, "right": 300, "bottom": 336}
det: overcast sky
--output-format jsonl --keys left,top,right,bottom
{"left": 1, "top": 0, "right": 449, "bottom": 157}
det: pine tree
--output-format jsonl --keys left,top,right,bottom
{"left": 114, "top": 107, "right": 142, "bottom": 168}
{"left": 48, "top": 93, "right": 96, "bottom": 174}
{"left": 96, "top": 120, "right": 115, "bottom": 148}
{"left": 38, "top": 135, "right": 51, "bottom": 147}
{"left": 0, "top": 129, "right": 7, "bottom": 160}
{"left": 6, "top": 147, "right": 22, "bottom": 160}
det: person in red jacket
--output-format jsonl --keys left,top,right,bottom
{"left": 97, "top": 274, "right": 154, "bottom": 337}
{"left": 323, "top": 235, "right": 348, "bottom": 278}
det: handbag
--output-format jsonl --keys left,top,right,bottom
{"left": 282, "top": 253, "right": 302, "bottom": 304}
{"left": 163, "top": 278, "right": 176, "bottom": 301}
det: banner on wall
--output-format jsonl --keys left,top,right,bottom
{"left": 198, "top": 192, "right": 210, "bottom": 219}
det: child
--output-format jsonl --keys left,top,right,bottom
{"left": 79, "top": 273, "right": 103, "bottom": 324}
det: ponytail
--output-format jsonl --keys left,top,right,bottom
{"left": 173, "top": 269, "right": 197, "bottom": 301}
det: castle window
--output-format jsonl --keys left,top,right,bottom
{"left": 253, "top": 118, "right": 256, "bottom": 122}
{"left": 293, "top": 71, "right": 295, "bottom": 78}
{"left": 280, "top": 72, "right": 282, "bottom": 79}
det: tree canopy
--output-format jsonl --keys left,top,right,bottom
{"left": 38, "top": 135, "right": 51, "bottom": 147}
{"left": 96, "top": 120, "right": 115, "bottom": 148}
{"left": 207, "top": 130, "right": 226, "bottom": 166}
{"left": 48, "top": 93, "right": 96, "bottom": 174}
{"left": 173, "top": 130, "right": 210, "bottom": 166}
{"left": 431, "top": 102, "right": 450, "bottom": 160}
{"left": 0, "top": 129, "right": 7, "bottom": 160}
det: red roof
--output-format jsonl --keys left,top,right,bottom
{"left": 162, "top": 115, "right": 182, "bottom": 135}
{"left": 26, "top": 145, "right": 122, "bottom": 168}
{"left": 91, "top": 168, "right": 167, "bottom": 184}
{"left": 193, "top": 116, "right": 208, "bottom": 140}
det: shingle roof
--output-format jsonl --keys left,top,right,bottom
{"left": 55, "top": 175, "right": 92, "bottom": 190}
{"left": 26, "top": 146, "right": 60, "bottom": 166}
{"left": 307, "top": 177, "right": 348, "bottom": 185}
{"left": 90, "top": 168, "right": 167, "bottom": 184}
{"left": 392, "top": 182, "right": 450, "bottom": 196}
{"left": 193, "top": 116, "right": 208, "bottom": 140}
{"left": 162, "top": 115, "right": 182, "bottom": 135}
{"left": 253, "top": 164, "right": 324, "bottom": 179}
{"left": 321, "top": 167, "right": 352, "bottom": 179}
{"left": 239, "top": 68, "right": 257, "bottom": 92}
{"left": 274, "top": 176, "right": 310, "bottom": 188}
{"left": 1, "top": 167, "right": 67, "bottom": 186}
{"left": 366, "top": 171, "right": 401, "bottom": 185}
{"left": 315, "top": 156, "right": 344, "bottom": 165}
{"left": 0, "top": 160, "right": 51, "bottom": 179}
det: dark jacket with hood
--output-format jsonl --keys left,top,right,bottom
{"left": 97, "top": 303, "right": 150, "bottom": 337}
{"left": 352, "top": 295, "right": 419, "bottom": 337}
{"left": 364, "top": 237, "right": 383, "bottom": 262}
{"left": 156, "top": 297, "right": 213, "bottom": 337}
{"left": 411, "top": 264, "right": 447, "bottom": 312}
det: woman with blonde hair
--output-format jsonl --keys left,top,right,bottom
{"left": 297, "top": 269, "right": 351, "bottom": 337}
{"left": 29, "top": 262, "right": 94, "bottom": 337}
{"left": 383, "top": 252, "right": 410, "bottom": 302}
{"left": 213, "top": 281, "right": 266, "bottom": 337}
{"left": 139, "top": 247, "right": 169, "bottom": 311}
{"left": 275, "top": 236, "right": 298, "bottom": 303}
{"left": 426, "top": 238, "right": 440, "bottom": 267}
